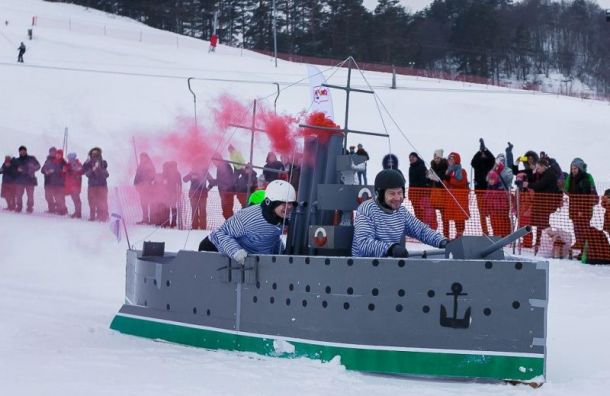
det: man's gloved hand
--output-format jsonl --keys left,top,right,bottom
{"left": 439, "top": 238, "right": 449, "bottom": 249}
{"left": 507, "top": 141, "right": 514, "bottom": 151}
{"left": 388, "top": 244, "right": 409, "bottom": 258}
{"left": 233, "top": 249, "right": 248, "bottom": 265}
{"left": 479, "top": 138, "right": 485, "bottom": 151}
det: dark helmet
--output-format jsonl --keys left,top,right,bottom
{"left": 374, "top": 169, "right": 405, "bottom": 200}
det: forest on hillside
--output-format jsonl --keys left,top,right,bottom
{"left": 48, "top": 0, "right": 610, "bottom": 93}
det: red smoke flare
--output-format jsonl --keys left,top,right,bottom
{"left": 302, "top": 111, "right": 342, "bottom": 144}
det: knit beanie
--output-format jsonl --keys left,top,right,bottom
{"left": 571, "top": 157, "right": 586, "bottom": 172}
{"left": 433, "top": 149, "right": 444, "bottom": 159}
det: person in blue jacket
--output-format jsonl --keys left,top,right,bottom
{"left": 352, "top": 169, "right": 448, "bottom": 258}
{"left": 199, "top": 180, "right": 296, "bottom": 264}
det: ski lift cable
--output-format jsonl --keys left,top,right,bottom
{"left": 350, "top": 58, "right": 496, "bottom": 242}
{"left": 347, "top": 58, "right": 393, "bottom": 155}
{"left": 254, "top": 58, "right": 349, "bottom": 103}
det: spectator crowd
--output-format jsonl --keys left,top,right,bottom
{"left": 1, "top": 140, "right": 608, "bottom": 263}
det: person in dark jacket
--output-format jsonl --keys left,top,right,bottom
{"left": 215, "top": 159, "right": 236, "bottom": 220}
{"left": 540, "top": 151, "right": 564, "bottom": 190}
{"left": 263, "top": 152, "right": 284, "bottom": 184}
{"left": 407, "top": 152, "right": 434, "bottom": 228}
{"left": 282, "top": 152, "right": 301, "bottom": 192}
{"left": 183, "top": 166, "right": 215, "bottom": 230}
{"left": 82, "top": 147, "right": 109, "bottom": 221}
{"left": 42, "top": 147, "right": 58, "bottom": 213}
{"left": 12, "top": 145, "right": 40, "bottom": 213}
{"left": 471, "top": 138, "right": 495, "bottom": 234}
{"left": 41, "top": 149, "right": 67, "bottom": 215}
{"left": 134, "top": 152, "right": 156, "bottom": 224}
{"left": 235, "top": 164, "right": 258, "bottom": 208}
{"left": 356, "top": 143, "right": 369, "bottom": 185}
{"left": 523, "top": 158, "right": 562, "bottom": 251}
{"left": 17, "top": 42, "right": 25, "bottom": 63}
{"left": 564, "top": 157, "right": 598, "bottom": 250}
{"left": 64, "top": 152, "right": 83, "bottom": 218}
{"left": 382, "top": 153, "right": 402, "bottom": 176}
{"left": 1, "top": 155, "right": 16, "bottom": 210}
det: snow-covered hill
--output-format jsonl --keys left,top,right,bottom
{"left": 1, "top": 1, "right": 610, "bottom": 395}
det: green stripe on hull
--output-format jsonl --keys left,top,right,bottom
{"left": 110, "top": 315, "right": 544, "bottom": 382}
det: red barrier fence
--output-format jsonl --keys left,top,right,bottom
{"left": 253, "top": 49, "right": 610, "bottom": 102}
{"left": 3, "top": 185, "right": 609, "bottom": 262}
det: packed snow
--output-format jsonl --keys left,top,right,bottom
{"left": 1, "top": 0, "right": 610, "bottom": 395}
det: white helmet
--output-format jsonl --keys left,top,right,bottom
{"left": 265, "top": 180, "right": 297, "bottom": 203}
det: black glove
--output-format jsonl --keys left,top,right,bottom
{"left": 388, "top": 244, "right": 409, "bottom": 258}
{"left": 507, "top": 141, "right": 514, "bottom": 151}
{"left": 439, "top": 239, "right": 449, "bottom": 249}
{"left": 479, "top": 138, "right": 485, "bottom": 151}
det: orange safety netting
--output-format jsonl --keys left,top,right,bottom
{"left": 7, "top": 184, "right": 610, "bottom": 263}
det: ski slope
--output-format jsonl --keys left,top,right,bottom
{"left": 1, "top": 1, "right": 610, "bottom": 395}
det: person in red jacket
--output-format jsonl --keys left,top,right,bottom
{"left": 444, "top": 152, "right": 470, "bottom": 238}
{"left": 209, "top": 33, "right": 218, "bottom": 53}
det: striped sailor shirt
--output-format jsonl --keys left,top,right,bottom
{"left": 352, "top": 199, "right": 445, "bottom": 257}
{"left": 210, "top": 204, "right": 284, "bottom": 259}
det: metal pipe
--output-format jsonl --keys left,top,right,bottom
{"left": 408, "top": 249, "right": 446, "bottom": 258}
{"left": 212, "top": 157, "right": 286, "bottom": 174}
{"left": 480, "top": 225, "right": 532, "bottom": 258}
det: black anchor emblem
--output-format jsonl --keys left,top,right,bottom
{"left": 440, "top": 282, "right": 472, "bottom": 329}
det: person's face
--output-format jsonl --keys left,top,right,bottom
{"left": 409, "top": 155, "right": 417, "bottom": 164}
{"left": 571, "top": 165, "right": 579, "bottom": 176}
{"left": 528, "top": 156, "right": 536, "bottom": 168}
{"left": 448, "top": 156, "right": 455, "bottom": 167}
{"left": 91, "top": 150, "right": 100, "bottom": 159}
{"left": 55, "top": 152, "right": 62, "bottom": 160}
{"left": 273, "top": 202, "right": 294, "bottom": 219}
{"left": 384, "top": 187, "right": 404, "bottom": 210}
{"left": 19, "top": 149, "right": 26, "bottom": 157}
{"left": 433, "top": 156, "right": 441, "bottom": 164}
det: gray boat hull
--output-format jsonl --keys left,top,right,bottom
{"left": 111, "top": 249, "right": 548, "bottom": 383}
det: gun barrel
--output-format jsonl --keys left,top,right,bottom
{"left": 479, "top": 226, "right": 532, "bottom": 258}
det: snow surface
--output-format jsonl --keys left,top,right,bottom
{"left": 1, "top": 0, "right": 610, "bottom": 395}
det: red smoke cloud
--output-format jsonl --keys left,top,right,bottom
{"left": 259, "top": 110, "right": 299, "bottom": 157}
{"left": 130, "top": 94, "right": 307, "bottom": 177}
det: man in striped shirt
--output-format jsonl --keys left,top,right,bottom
{"left": 352, "top": 169, "right": 448, "bottom": 258}
{"left": 199, "top": 180, "right": 296, "bottom": 264}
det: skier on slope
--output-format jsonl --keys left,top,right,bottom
{"left": 352, "top": 169, "right": 447, "bottom": 258}
{"left": 17, "top": 42, "right": 26, "bottom": 63}
{"left": 198, "top": 180, "right": 296, "bottom": 264}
